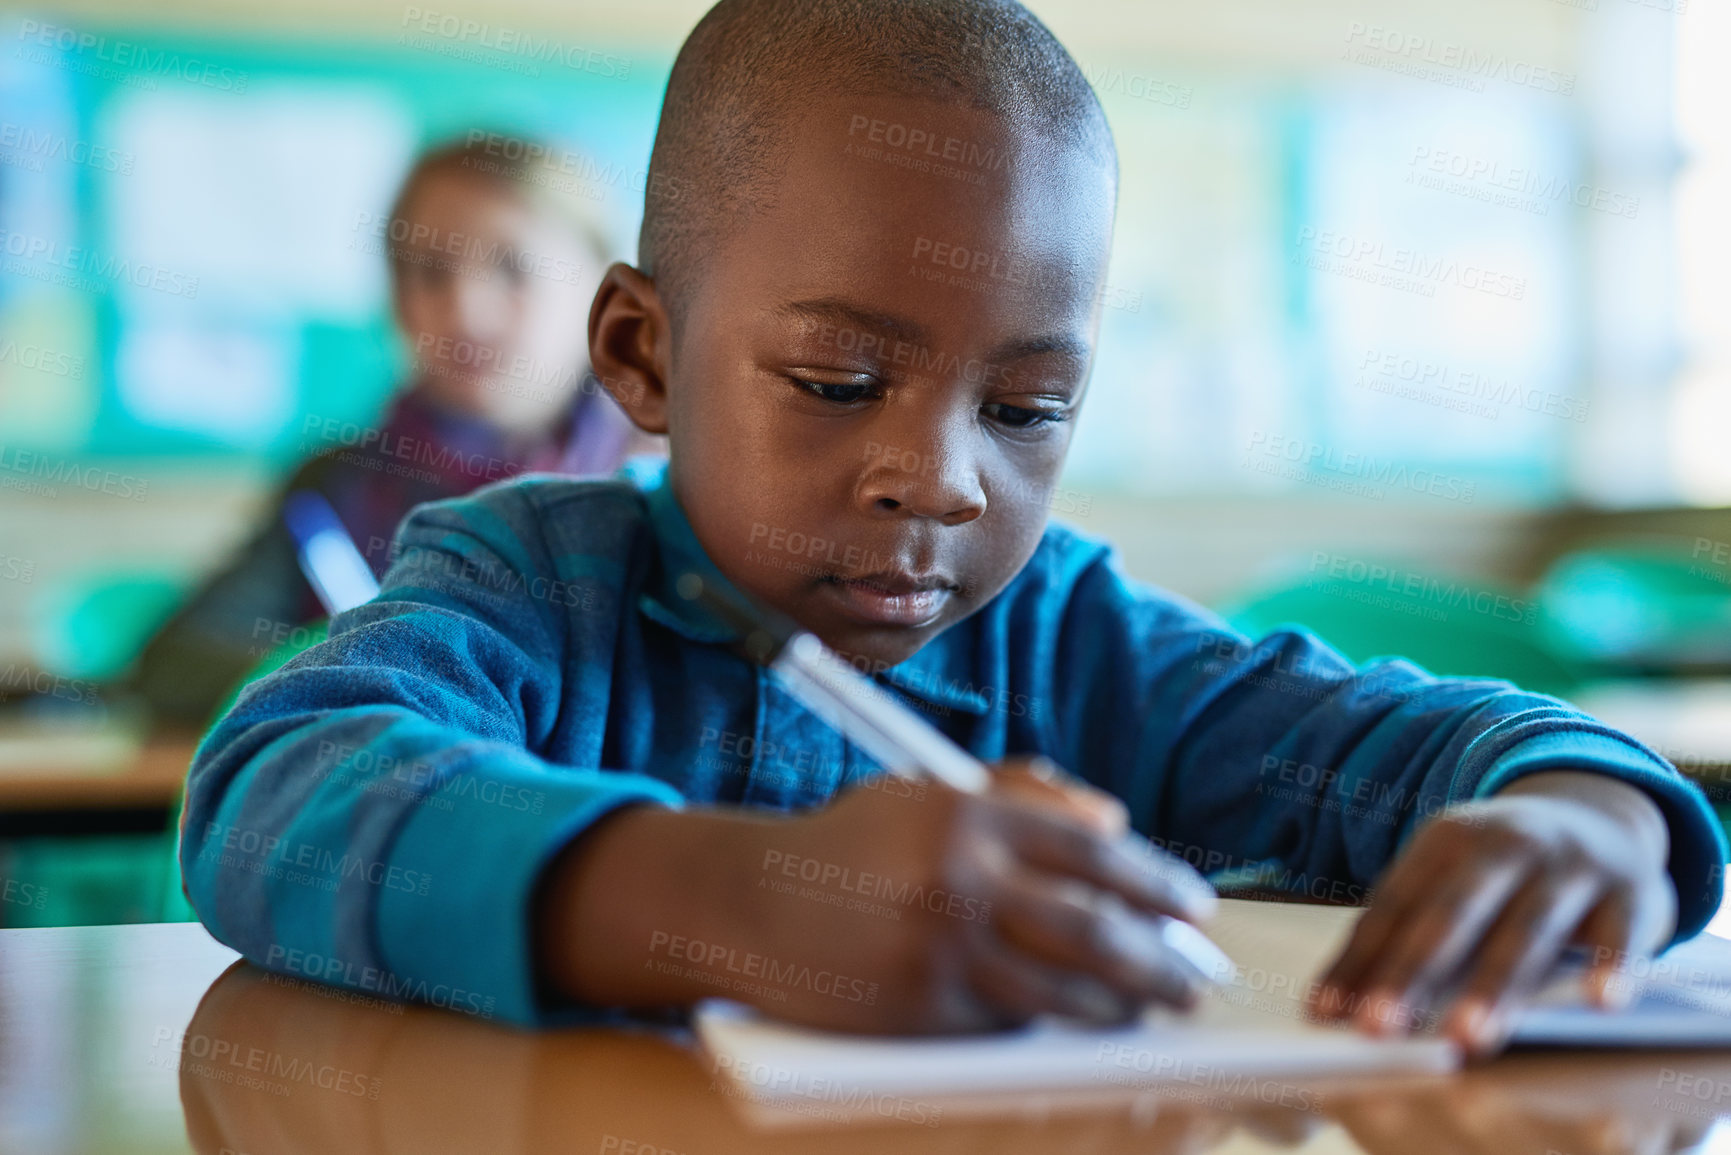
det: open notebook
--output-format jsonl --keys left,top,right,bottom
{"left": 1513, "top": 926, "right": 1731, "bottom": 1046}
{"left": 698, "top": 899, "right": 1731, "bottom": 1114}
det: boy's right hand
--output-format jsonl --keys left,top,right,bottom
{"left": 543, "top": 756, "right": 1218, "bottom": 1033}
{"left": 733, "top": 756, "right": 1217, "bottom": 1032}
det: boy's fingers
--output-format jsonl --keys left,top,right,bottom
{"left": 1577, "top": 883, "right": 1673, "bottom": 1008}
{"left": 1576, "top": 891, "right": 1642, "bottom": 1009}
{"left": 1003, "top": 809, "right": 1216, "bottom": 922}
{"left": 1441, "top": 871, "right": 1605, "bottom": 1055}
{"left": 963, "top": 935, "right": 1140, "bottom": 1026}
{"left": 992, "top": 873, "right": 1204, "bottom": 1011}
{"left": 1313, "top": 836, "right": 1447, "bottom": 1011}
{"left": 1342, "top": 860, "right": 1528, "bottom": 1034}
{"left": 993, "top": 758, "right": 1128, "bottom": 838}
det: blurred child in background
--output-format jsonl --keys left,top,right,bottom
{"left": 123, "top": 136, "right": 662, "bottom": 729}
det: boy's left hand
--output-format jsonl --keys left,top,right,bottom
{"left": 1308, "top": 770, "right": 1676, "bottom": 1058}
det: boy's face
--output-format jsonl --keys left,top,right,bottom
{"left": 649, "top": 94, "right": 1114, "bottom": 668}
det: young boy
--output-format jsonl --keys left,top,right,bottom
{"left": 183, "top": 0, "right": 1725, "bottom": 1058}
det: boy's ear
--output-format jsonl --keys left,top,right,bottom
{"left": 588, "top": 262, "right": 672, "bottom": 435}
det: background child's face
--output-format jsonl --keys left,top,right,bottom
{"left": 392, "top": 172, "right": 603, "bottom": 434}
{"left": 666, "top": 94, "right": 1116, "bottom": 668}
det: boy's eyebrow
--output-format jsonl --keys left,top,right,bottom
{"left": 777, "top": 298, "right": 929, "bottom": 345}
{"left": 776, "top": 298, "right": 1093, "bottom": 364}
{"left": 986, "top": 333, "right": 1093, "bottom": 363}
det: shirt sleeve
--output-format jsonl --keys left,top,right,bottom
{"left": 179, "top": 483, "right": 683, "bottom": 1027}
{"left": 1044, "top": 547, "right": 1727, "bottom": 942}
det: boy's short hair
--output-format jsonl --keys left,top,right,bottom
{"left": 639, "top": 0, "right": 1116, "bottom": 323}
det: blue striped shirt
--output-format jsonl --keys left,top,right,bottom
{"left": 181, "top": 457, "right": 1727, "bottom": 1025}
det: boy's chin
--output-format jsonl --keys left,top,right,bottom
{"left": 805, "top": 618, "right": 943, "bottom": 673}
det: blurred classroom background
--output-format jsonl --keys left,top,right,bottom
{"left": 1, "top": 0, "right": 1729, "bottom": 929}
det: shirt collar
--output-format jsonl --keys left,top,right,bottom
{"left": 629, "top": 457, "right": 742, "bottom": 645}
{"left": 628, "top": 456, "right": 989, "bottom": 717}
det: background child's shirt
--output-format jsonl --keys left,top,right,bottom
{"left": 181, "top": 457, "right": 1727, "bottom": 1026}
{"left": 123, "top": 381, "right": 652, "bottom": 728}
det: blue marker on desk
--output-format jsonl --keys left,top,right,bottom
{"left": 675, "top": 570, "right": 1237, "bottom": 989}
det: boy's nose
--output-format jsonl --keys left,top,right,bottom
{"left": 856, "top": 444, "right": 986, "bottom": 526}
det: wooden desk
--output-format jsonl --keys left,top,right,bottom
{"left": 4, "top": 921, "right": 1731, "bottom": 1155}
{"left": 0, "top": 736, "right": 195, "bottom": 840}
{"left": 0, "top": 737, "right": 195, "bottom": 812}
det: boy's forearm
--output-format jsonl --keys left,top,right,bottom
{"left": 536, "top": 805, "right": 779, "bottom": 1009}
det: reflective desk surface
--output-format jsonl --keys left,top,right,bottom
{"left": 4, "top": 921, "right": 1731, "bottom": 1155}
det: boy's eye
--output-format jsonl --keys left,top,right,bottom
{"left": 792, "top": 376, "right": 877, "bottom": 405}
{"left": 982, "top": 401, "right": 1070, "bottom": 429}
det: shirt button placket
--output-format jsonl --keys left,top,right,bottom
{"left": 740, "top": 674, "right": 847, "bottom": 810}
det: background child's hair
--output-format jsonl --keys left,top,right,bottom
{"left": 383, "top": 135, "right": 616, "bottom": 283}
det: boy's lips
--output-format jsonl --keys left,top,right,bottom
{"left": 818, "top": 569, "right": 958, "bottom": 627}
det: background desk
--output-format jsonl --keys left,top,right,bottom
{"left": 0, "top": 737, "right": 196, "bottom": 830}
{"left": 0, "top": 736, "right": 198, "bottom": 929}
{"left": 5, "top": 921, "right": 1731, "bottom": 1155}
